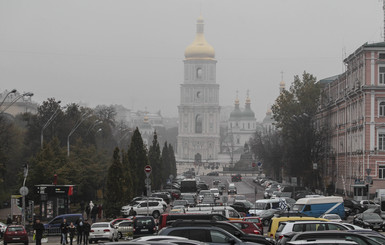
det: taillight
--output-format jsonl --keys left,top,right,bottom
{"left": 253, "top": 230, "right": 260, "bottom": 235}
{"left": 103, "top": 229, "right": 110, "bottom": 232}
{"left": 90, "top": 230, "right": 94, "bottom": 233}
{"left": 278, "top": 235, "right": 283, "bottom": 240}
{"left": 270, "top": 234, "right": 273, "bottom": 237}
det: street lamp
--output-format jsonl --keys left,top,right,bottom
{"left": 67, "top": 112, "right": 91, "bottom": 157}
{"left": 0, "top": 89, "right": 17, "bottom": 109}
{"left": 0, "top": 92, "right": 33, "bottom": 114}
{"left": 41, "top": 101, "right": 62, "bottom": 149}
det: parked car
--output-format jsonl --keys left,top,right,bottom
{"left": 344, "top": 199, "right": 364, "bottom": 215}
{"left": 89, "top": 222, "right": 118, "bottom": 243}
{"left": 227, "top": 220, "right": 262, "bottom": 235}
{"left": 275, "top": 221, "right": 349, "bottom": 241}
{"left": 110, "top": 218, "right": 131, "bottom": 226}
{"left": 133, "top": 216, "right": 157, "bottom": 238}
{"left": 44, "top": 213, "right": 83, "bottom": 235}
{"left": 159, "top": 225, "right": 273, "bottom": 245}
{"left": 231, "top": 200, "right": 253, "bottom": 214}
{"left": 151, "top": 192, "right": 171, "bottom": 204}
{"left": 279, "top": 230, "right": 383, "bottom": 245}
{"left": 122, "top": 200, "right": 164, "bottom": 219}
{"left": 115, "top": 220, "right": 133, "bottom": 239}
{"left": 242, "top": 217, "right": 263, "bottom": 233}
{"left": 353, "top": 213, "right": 385, "bottom": 231}
{"left": 172, "top": 199, "right": 188, "bottom": 208}
{"left": 207, "top": 172, "right": 219, "bottom": 176}
{"left": 168, "top": 219, "right": 274, "bottom": 245}
{"left": 319, "top": 214, "right": 342, "bottom": 222}
{"left": 3, "top": 225, "right": 29, "bottom": 245}
{"left": 359, "top": 200, "right": 379, "bottom": 211}
{"left": 0, "top": 222, "right": 7, "bottom": 238}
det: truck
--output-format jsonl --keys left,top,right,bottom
{"left": 180, "top": 178, "right": 197, "bottom": 194}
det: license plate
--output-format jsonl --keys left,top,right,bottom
{"left": 141, "top": 229, "right": 148, "bottom": 232}
{"left": 12, "top": 238, "right": 20, "bottom": 240}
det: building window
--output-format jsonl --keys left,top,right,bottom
{"left": 379, "top": 166, "right": 385, "bottom": 179}
{"left": 379, "top": 133, "right": 385, "bottom": 150}
{"left": 248, "top": 123, "right": 250, "bottom": 129}
{"left": 380, "top": 102, "right": 385, "bottom": 116}
{"left": 380, "top": 53, "right": 385, "bottom": 59}
{"left": 196, "top": 68, "right": 202, "bottom": 79}
{"left": 195, "top": 114, "right": 203, "bottom": 133}
{"left": 379, "top": 67, "right": 385, "bottom": 85}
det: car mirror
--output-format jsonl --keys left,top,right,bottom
{"left": 234, "top": 231, "right": 241, "bottom": 237}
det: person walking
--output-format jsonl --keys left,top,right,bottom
{"left": 91, "top": 205, "right": 98, "bottom": 223}
{"left": 76, "top": 218, "right": 84, "bottom": 244}
{"left": 33, "top": 218, "right": 45, "bottom": 245}
{"left": 68, "top": 222, "right": 76, "bottom": 245}
{"left": 83, "top": 220, "right": 91, "bottom": 245}
{"left": 6, "top": 214, "right": 12, "bottom": 225}
{"left": 60, "top": 218, "right": 68, "bottom": 245}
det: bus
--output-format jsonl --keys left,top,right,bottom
{"left": 180, "top": 178, "right": 197, "bottom": 194}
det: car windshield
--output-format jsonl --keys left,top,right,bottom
{"left": 8, "top": 227, "right": 23, "bottom": 232}
{"left": 254, "top": 202, "right": 266, "bottom": 210}
{"left": 292, "top": 204, "right": 304, "bottom": 211}
{"left": 91, "top": 224, "right": 108, "bottom": 228}
{"left": 363, "top": 213, "right": 381, "bottom": 219}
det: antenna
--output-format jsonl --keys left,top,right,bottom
{"left": 281, "top": 71, "right": 284, "bottom": 82}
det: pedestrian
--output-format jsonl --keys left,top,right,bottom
{"left": 33, "top": 218, "right": 45, "bottom": 245}
{"left": 60, "top": 218, "right": 68, "bottom": 245}
{"left": 83, "top": 220, "right": 91, "bottom": 245}
{"left": 76, "top": 218, "right": 84, "bottom": 244}
{"left": 68, "top": 222, "right": 76, "bottom": 245}
{"left": 85, "top": 205, "right": 90, "bottom": 220}
{"left": 91, "top": 205, "right": 98, "bottom": 223}
{"left": 128, "top": 207, "right": 135, "bottom": 217}
{"left": 6, "top": 214, "right": 12, "bottom": 225}
{"left": 97, "top": 204, "right": 102, "bottom": 220}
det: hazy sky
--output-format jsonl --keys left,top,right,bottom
{"left": 0, "top": 0, "right": 383, "bottom": 120}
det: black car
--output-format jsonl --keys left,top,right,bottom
{"left": 231, "top": 201, "right": 253, "bottom": 214}
{"left": 133, "top": 216, "right": 157, "bottom": 238}
{"left": 353, "top": 213, "right": 385, "bottom": 231}
{"left": 168, "top": 220, "right": 274, "bottom": 245}
{"left": 279, "top": 230, "right": 382, "bottom": 245}
{"left": 207, "top": 171, "right": 219, "bottom": 176}
{"left": 344, "top": 199, "right": 364, "bottom": 215}
{"left": 231, "top": 174, "right": 242, "bottom": 182}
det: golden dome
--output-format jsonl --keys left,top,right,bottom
{"left": 184, "top": 15, "right": 215, "bottom": 60}
{"left": 280, "top": 81, "right": 285, "bottom": 86}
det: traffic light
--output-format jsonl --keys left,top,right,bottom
{"left": 16, "top": 196, "right": 22, "bottom": 208}
{"left": 365, "top": 184, "right": 369, "bottom": 193}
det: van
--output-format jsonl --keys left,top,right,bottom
{"left": 249, "top": 199, "right": 286, "bottom": 216}
{"left": 185, "top": 206, "right": 242, "bottom": 220}
{"left": 292, "top": 196, "right": 345, "bottom": 219}
{"left": 158, "top": 213, "right": 228, "bottom": 229}
{"left": 44, "top": 213, "right": 83, "bottom": 235}
{"left": 267, "top": 216, "right": 328, "bottom": 238}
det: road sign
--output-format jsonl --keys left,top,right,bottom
{"left": 144, "top": 165, "right": 152, "bottom": 177}
{"left": 19, "top": 186, "right": 29, "bottom": 196}
{"left": 257, "top": 162, "right": 262, "bottom": 167}
{"left": 252, "top": 162, "right": 256, "bottom": 168}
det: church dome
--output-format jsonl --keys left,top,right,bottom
{"left": 184, "top": 15, "right": 215, "bottom": 60}
{"left": 230, "top": 98, "right": 242, "bottom": 119}
{"left": 242, "top": 96, "right": 255, "bottom": 119}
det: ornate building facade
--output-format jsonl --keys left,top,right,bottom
{"left": 177, "top": 16, "right": 220, "bottom": 163}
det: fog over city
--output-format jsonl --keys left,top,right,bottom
{"left": 0, "top": 0, "right": 383, "bottom": 119}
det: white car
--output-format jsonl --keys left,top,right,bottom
{"left": 320, "top": 213, "right": 342, "bottom": 223}
{"left": 0, "top": 222, "right": 7, "bottom": 238}
{"left": 210, "top": 188, "right": 220, "bottom": 199}
{"left": 89, "top": 222, "right": 118, "bottom": 243}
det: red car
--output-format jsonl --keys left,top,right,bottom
{"left": 3, "top": 225, "right": 29, "bottom": 245}
{"left": 227, "top": 221, "right": 261, "bottom": 235}
{"left": 242, "top": 217, "right": 263, "bottom": 233}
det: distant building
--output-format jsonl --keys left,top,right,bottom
{"left": 317, "top": 41, "right": 385, "bottom": 198}
{"left": 177, "top": 15, "right": 220, "bottom": 163}
{"left": 0, "top": 90, "right": 37, "bottom": 118}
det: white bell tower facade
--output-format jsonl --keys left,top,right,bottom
{"left": 177, "top": 16, "right": 220, "bottom": 163}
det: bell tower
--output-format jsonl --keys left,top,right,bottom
{"left": 177, "top": 15, "right": 220, "bottom": 162}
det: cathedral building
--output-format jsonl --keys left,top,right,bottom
{"left": 176, "top": 16, "right": 220, "bottom": 163}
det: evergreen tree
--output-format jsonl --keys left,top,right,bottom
{"left": 148, "top": 132, "right": 161, "bottom": 190}
{"left": 104, "top": 147, "right": 124, "bottom": 217}
{"left": 160, "top": 142, "right": 169, "bottom": 187}
{"left": 121, "top": 149, "right": 133, "bottom": 203}
{"left": 127, "top": 128, "right": 148, "bottom": 196}
{"left": 168, "top": 144, "right": 177, "bottom": 177}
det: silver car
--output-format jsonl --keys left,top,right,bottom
{"left": 89, "top": 222, "right": 118, "bottom": 243}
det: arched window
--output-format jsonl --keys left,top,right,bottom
{"left": 197, "top": 68, "right": 203, "bottom": 79}
{"left": 195, "top": 114, "right": 203, "bottom": 133}
{"left": 380, "top": 101, "right": 385, "bottom": 116}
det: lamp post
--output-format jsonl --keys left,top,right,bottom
{"left": 67, "top": 112, "right": 90, "bottom": 157}
{"left": 41, "top": 101, "right": 61, "bottom": 149}
{"left": 0, "top": 92, "right": 33, "bottom": 114}
{"left": 20, "top": 164, "right": 29, "bottom": 227}
{"left": 0, "top": 89, "right": 17, "bottom": 109}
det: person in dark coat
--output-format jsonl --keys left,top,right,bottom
{"left": 33, "top": 218, "right": 45, "bottom": 245}
{"left": 60, "top": 218, "right": 68, "bottom": 245}
{"left": 91, "top": 206, "right": 98, "bottom": 223}
{"left": 68, "top": 222, "right": 76, "bottom": 245}
{"left": 85, "top": 206, "right": 90, "bottom": 220}
{"left": 83, "top": 220, "right": 91, "bottom": 245}
{"left": 76, "top": 218, "right": 84, "bottom": 244}
{"left": 6, "top": 215, "right": 12, "bottom": 225}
